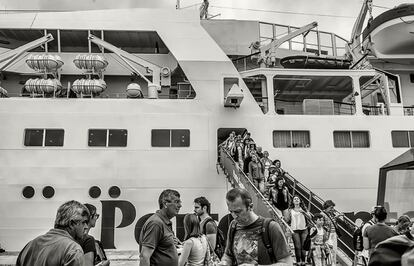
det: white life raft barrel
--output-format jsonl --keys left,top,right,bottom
{"left": 72, "top": 79, "right": 107, "bottom": 95}
{"left": 24, "top": 78, "right": 62, "bottom": 93}
{"left": 73, "top": 54, "right": 108, "bottom": 71}
{"left": 26, "top": 54, "right": 64, "bottom": 72}
{"left": 126, "top": 83, "right": 143, "bottom": 98}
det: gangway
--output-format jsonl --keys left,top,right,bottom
{"left": 218, "top": 146, "right": 357, "bottom": 266}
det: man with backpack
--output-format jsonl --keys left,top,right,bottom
{"left": 219, "top": 188, "right": 292, "bottom": 265}
{"left": 194, "top": 196, "right": 225, "bottom": 258}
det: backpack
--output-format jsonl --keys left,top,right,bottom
{"left": 227, "top": 217, "right": 276, "bottom": 264}
{"left": 368, "top": 232, "right": 414, "bottom": 266}
{"left": 353, "top": 220, "right": 374, "bottom": 251}
{"left": 203, "top": 217, "right": 226, "bottom": 259}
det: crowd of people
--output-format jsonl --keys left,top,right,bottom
{"left": 221, "top": 131, "right": 414, "bottom": 266}
{"left": 14, "top": 188, "right": 293, "bottom": 266}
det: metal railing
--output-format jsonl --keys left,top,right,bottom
{"left": 284, "top": 172, "right": 358, "bottom": 261}
{"left": 219, "top": 147, "right": 293, "bottom": 235}
{"left": 219, "top": 145, "right": 357, "bottom": 264}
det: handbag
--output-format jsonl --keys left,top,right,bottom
{"left": 204, "top": 236, "right": 220, "bottom": 266}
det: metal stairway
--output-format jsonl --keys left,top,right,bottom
{"left": 218, "top": 146, "right": 357, "bottom": 266}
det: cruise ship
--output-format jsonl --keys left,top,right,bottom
{"left": 0, "top": 0, "right": 413, "bottom": 259}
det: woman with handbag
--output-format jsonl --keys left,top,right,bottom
{"left": 286, "top": 196, "right": 311, "bottom": 266}
{"left": 179, "top": 214, "right": 209, "bottom": 266}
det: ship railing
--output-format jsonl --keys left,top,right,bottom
{"left": 218, "top": 146, "right": 293, "bottom": 236}
{"left": 274, "top": 99, "right": 356, "bottom": 115}
{"left": 259, "top": 22, "right": 348, "bottom": 58}
{"left": 362, "top": 104, "right": 388, "bottom": 116}
{"left": 4, "top": 90, "right": 195, "bottom": 99}
{"left": 283, "top": 172, "right": 357, "bottom": 263}
{"left": 403, "top": 106, "right": 414, "bottom": 116}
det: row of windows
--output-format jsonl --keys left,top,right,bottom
{"left": 273, "top": 130, "right": 414, "bottom": 148}
{"left": 24, "top": 129, "right": 190, "bottom": 147}
{"left": 22, "top": 129, "right": 414, "bottom": 149}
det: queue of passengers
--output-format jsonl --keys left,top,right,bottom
{"left": 222, "top": 131, "right": 414, "bottom": 266}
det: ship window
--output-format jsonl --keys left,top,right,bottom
{"left": 391, "top": 131, "right": 414, "bottom": 148}
{"left": 88, "top": 129, "right": 127, "bottom": 147}
{"left": 273, "top": 130, "right": 310, "bottom": 148}
{"left": 410, "top": 74, "right": 414, "bottom": 83}
{"left": 108, "top": 129, "right": 128, "bottom": 147}
{"left": 171, "top": 129, "right": 190, "bottom": 147}
{"left": 152, "top": 129, "right": 170, "bottom": 147}
{"left": 45, "top": 129, "right": 64, "bottom": 146}
{"left": 24, "top": 129, "right": 44, "bottom": 146}
{"left": 333, "top": 131, "right": 370, "bottom": 148}
{"left": 152, "top": 129, "right": 190, "bottom": 147}
{"left": 24, "top": 128, "right": 64, "bottom": 147}
{"left": 88, "top": 129, "right": 107, "bottom": 147}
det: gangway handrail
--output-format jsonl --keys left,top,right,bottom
{"left": 283, "top": 171, "right": 358, "bottom": 260}
{"left": 219, "top": 146, "right": 293, "bottom": 234}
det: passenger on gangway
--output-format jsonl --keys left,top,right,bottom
{"left": 268, "top": 177, "right": 290, "bottom": 219}
{"left": 248, "top": 154, "right": 265, "bottom": 194}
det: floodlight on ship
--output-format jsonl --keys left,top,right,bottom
{"left": 224, "top": 84, "right": 244, "bottom": 108}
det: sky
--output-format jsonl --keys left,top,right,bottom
{"left": 0, "top": 0, "right": 410, "bottom": 39}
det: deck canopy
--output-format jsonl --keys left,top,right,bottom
{"left": 378, "top": 148, "right": 414, "bottom": 221}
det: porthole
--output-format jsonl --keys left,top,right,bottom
{"left": 42, "top": 186, "right": 55, "bottom": 199}
{"left": 109, "top": 186, "right": 121, "bottom": 198}
{"left": 89, "top": 186, "right": 101, "bottom": 199}
{"left": 22, "top": 186, "right": 35, "bottom": 199}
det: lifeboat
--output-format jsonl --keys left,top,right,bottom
{"left": 280, "top": 55, "right": 351, "bottom": 69}
{"left": 362, "top": 3, "right": 414, "bottom": 59}
{"left": 26, "top": 54, "right": 64, "bottom": 71}
{"left": 73, "top": 54, "right": 108, "bottom": 71}
{"left": 24, "top": 78, "right": 62, "bottom": 94}
{"left": 72, "top": 79, "right": 107, "bottom": 95}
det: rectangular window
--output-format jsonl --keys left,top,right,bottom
{"left": 88, "top": 129, "right": 107, "bottom": 147}
{"left": 152, "top": 129, "right": 190, "bottom": 147}
{"left": 171, "top": 129, "right": 190, "bottom": 147}
{"left": 89, "top": 129, "right": 128, "bottom": 147}
{"left": 108, "top": 129, "right": 128, "bottom": 147}
{"left": 333, "top": 131, "right": 370, "bottom": 148}
{"left": 391, "top": 131, "right": 414, "bottom": 147}
{"left": 45, "top": 129, "right": 64, "bottom": 146}
{"left": 24, "top": 129, "right": 64, "bottom": 147}
{"left": 24, "top": 129, "right": 44, "bottom": 146}
{"left": 273, "top": 130, "right": 310, "bottom": 148}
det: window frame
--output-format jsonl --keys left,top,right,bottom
{"left": 151, "top": 129, "right": 190, "bottom": 148}
{"left": 272, "top": 130, "right": 311, "bottom": 148}
{"left": 24, "top": 128, "right": 65, "bottom": 147}
{"left": 333, "top": 130, "right": 370, "bottom": 148}
{"left": 391, "top": 130, "right": 414, "bottom": 148}
{"left": 88, "top": 129, "right": 128, "bottom": 147}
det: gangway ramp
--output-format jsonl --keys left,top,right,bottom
{"left": 219, "top": 146, "right": 356, "bottom": 266}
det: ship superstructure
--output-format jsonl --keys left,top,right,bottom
{"left": 0, "top": 4, "right": 413, "bottom": 253}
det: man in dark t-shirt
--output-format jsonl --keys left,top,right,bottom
{"left": 139, "top": 189, "right": 182, "bottom": 266}
{"left": 194, "top": 196, "right": 217, "bottom": 248}
{"left": 220, "top": 188, "right": 292, "bottom": 265}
